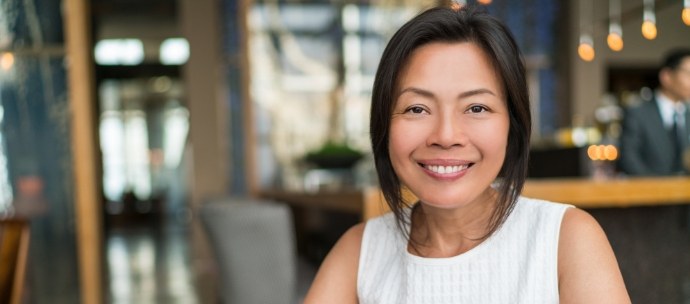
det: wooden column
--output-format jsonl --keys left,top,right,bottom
{"left": 180, "top": 0, "right": 228, "bottom": 208}
{"left": 63, "top": 0, "right": 103, "bottom": 303}
{"left": 179, "top": 0, "right": 229, "bottom": 301}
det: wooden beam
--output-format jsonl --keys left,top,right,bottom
{"left": 64, "top": 0, "right": 104, "bottom": 303}
{"left": 180, "top": 0, "right": 228, "bottom": 207}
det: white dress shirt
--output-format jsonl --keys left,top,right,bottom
{"left": 655, "top": 91, "right": 686, "bottom": 131}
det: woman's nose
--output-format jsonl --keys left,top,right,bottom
{"left": 426, "top": 114, "right": 466, "bottom": 149}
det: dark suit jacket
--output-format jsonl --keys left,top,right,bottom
{"left": 619, "top": 98, "right": 690, "bottom": 176}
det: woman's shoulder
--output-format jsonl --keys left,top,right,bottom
{"left": 558, "top": 207, "right": 610, "bottom": 257}
{"left": 557, "top": 208, "right": 631, "bottom": 302}
{"left": 340, "top": 222, "right": 367, "bottom": 248}
{"left": 304, "top": 223, "right": 365, "bottom": 303}
{"left": 325, "top": 222, "right": 367, "bottom": 266}
{"left": 558, "top": 207, "right": 604, "bottom": 251}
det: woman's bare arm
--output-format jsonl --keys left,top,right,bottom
{"left": 303, "top": 223, "right": 364, "bottom": 304}
{"left": 558, "top": 208, "right": 631, "bottom": 303}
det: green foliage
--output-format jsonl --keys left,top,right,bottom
{"left": 304, "top": 141, "right": 363, "bottom": 169}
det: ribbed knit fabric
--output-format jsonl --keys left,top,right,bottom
{"left": 357, "top": 196, "right": 572, "bottom": 304}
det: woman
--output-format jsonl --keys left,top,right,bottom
{"left": 305, "top": 5, "right": 630, "bottom": 303}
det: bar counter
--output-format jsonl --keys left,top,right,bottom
{"left": 523, "top": 176, "right": 690, "bottom": 207}
{"left": 261, "top": 176, "right": 690, "bottom": 220}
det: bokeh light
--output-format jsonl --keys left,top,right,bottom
{"left": 607, "top": 32, "right": 623, "bottom": 51}
{"left": 578, "top": 42, "right": 595, "bottom": 62}
{"left": 641, "top": 20, "right": 657, "bottom": 40}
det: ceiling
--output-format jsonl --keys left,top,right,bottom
{"left": 91, "top": 0, "right": 179, "bottom": 40}
{"left": 91, "top": 0, "right": 181, "bottom": 78}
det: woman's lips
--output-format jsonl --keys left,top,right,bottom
{"left": 417, "top": 161, "right": 474, "bottom": 180}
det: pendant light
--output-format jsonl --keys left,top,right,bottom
{"left": 578, "top": 0, "right": 595, "bottom": 61}
{"left": 641, "top": 0, "right": 657, "bottom": 40}
{"left": 607, "top": 0, "right": 623, "bottom": 51}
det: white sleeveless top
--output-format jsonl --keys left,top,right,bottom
{"left": 357, "top": 196, "right": 571, "bottom": 304}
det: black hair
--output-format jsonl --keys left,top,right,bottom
{"left": 369, "top": 4, "right": 531, "bottom": 240}
{"left": 661, "top": 48, "right": 690, "bottom": 71}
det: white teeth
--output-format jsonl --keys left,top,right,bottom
{"left": 425, "top": 164, "right": 468, "bottom": 174}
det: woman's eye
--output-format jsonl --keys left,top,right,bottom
{"left": 405, "top": 106, "right": 426, "bottom": 114}
{"left": 468, "top": 105, "right": 487, "bottom": 113}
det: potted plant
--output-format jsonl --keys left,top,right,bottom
{"left": 304, "top": 141, "right": 364, "bottom": 169}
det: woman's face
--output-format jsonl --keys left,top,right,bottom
{"left": 388, "top": 42, "right": 509, "bottom": 209}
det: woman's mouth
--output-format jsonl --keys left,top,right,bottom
{"left": 421, "top": 164, "right": 470, "bottom": 174}
{"left": 418, "top": 162, "right": 475, "bottom": 178}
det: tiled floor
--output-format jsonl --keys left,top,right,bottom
{"left": 104, "top": 214, "right": 317, "bottom": 304}
{"left": 105, "top": 217, "right": 208, "bottom": 304}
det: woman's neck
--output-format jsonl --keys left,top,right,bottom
{"left": 409, "top": 188, "right": 498, "bottom": 258}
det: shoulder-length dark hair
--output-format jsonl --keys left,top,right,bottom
{"left": 370, "top": 5, "right": 531, "bottom": 239}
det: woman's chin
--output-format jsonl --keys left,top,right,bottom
{"left": 416, "top": 194, "right": 472, "bottom": 210}
{"left": 413, "top": 187, "right": 496, "bottom": 210}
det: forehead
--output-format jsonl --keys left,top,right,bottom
{"left": 404, "top": 41, "right": 494, "bottom": 69}
{"left": 395, "top": 42, "right": 503, "bottom": 95}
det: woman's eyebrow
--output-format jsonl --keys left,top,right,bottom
{"left": 397, "top": 87, "right": 435, "bottom": 99}
{"left": 397, "top": 87, "right": 497, "bottom": 99}
{"left": 458, "top": 88, "right": 496, "bottom": 98}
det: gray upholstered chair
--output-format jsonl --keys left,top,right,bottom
{"left": 200, "top": 198, "right": 303, "bottom": 304}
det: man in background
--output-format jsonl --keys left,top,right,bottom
{"left": 619, "top": 48, "right": 690, "bottom": 176}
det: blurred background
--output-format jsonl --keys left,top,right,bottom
{"left": 0, "top": 0, "right": 689, "bottom": 303}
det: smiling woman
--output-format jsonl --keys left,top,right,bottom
{"left": 389, "top": 42, "right": 509, "bottom": 219}
{"left": 305, "top": 4, "right": 630, "bottom": 304}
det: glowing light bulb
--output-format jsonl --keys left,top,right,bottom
{"left": 0, "top": 52, "right": 13, "bottom": 71}
{"left": 587, "top": 145, "right": 598, "bottom": 160}
{"left": 477, "top": 0, "right": 492, "bottom": 4}
{"left": 641, "top": 20, "right": 657, "bottom": 40}
{"left": 604, "top": 145, "right": 618, "bottom": 161}
{"left": 683, "top": 8, "right": 690, "bottom": 26}
{"left": 578, "top": 42, "right": 595, "bottom": 62}
{"left": 607, "top": 32, "right": 623, "bottom": 51}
